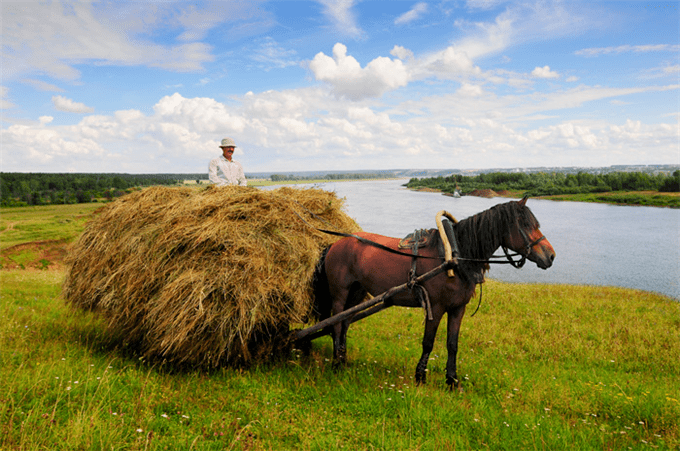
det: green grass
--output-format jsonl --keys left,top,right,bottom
{"left": 1, "top": 271, "right": 678, "bottom": 450}
{"left": 0, "top": 203, "right": 102, "bottom": 250}
{"left": 1, "top": 197, "right": 678, "bottom": 449}
{"left": 539, "top": 191, "right": 680, "bottom": 208}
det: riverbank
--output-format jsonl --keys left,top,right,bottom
{"left": 413, "top": 187, "right": 680, "bottom": 208}
{"left": 248, "top": 177, "right": 405, "bottom": 187}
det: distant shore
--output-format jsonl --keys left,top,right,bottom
{"left": 411, "top": 186, "right": 680, "bottom": 208}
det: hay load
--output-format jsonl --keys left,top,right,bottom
{"left": 63, "top": 185, "right": 360, "bottom": 367}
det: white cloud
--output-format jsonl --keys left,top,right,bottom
{"left": 395, "top": 3, "right": 428, "bottom": 25}
{"left": 20, "top": 79, "right": 65, "bottom": 92}
{"left": 309, "top": 43, "right": 409, "bottom": 100}
{"left": 465, "top": 0, "right": 506, "bottom": 10}
{"left": 391, "top": 46, "right": 414, "bottom": 61}
{"left": 4, "top": 77, "right": 678, "bottom": 173}
{"left": 52, "top": 96, "right": 95, "bottom": 113}
{"left": 1, "top": 1, "right": 219, "bottom": 83}
{"left": 250, "top": 38, "right": 299, "bottom": 70}
{"left": 575, "top": 44, "right": 680, "bottom": 57}
{"left": 457, "top": 83, "right": 484, "bottom": 97}
{"left": 0, "top": 86, "right": 15, "bottom": 109}
{"left": 426, "top": 47, "right": 481, "bottom": 76}
{"left": 316, "top": 0, "right": 362, "bottom": 37}
{"left": 532, "top": 66, "right": 560, "bottom": 79}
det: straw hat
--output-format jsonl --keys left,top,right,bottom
{"left": 220, "top": 137, "right": 237, "bottom": 148}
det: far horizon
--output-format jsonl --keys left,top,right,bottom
{"left": 2, "top": 163, "right": 678, "bottom": 177}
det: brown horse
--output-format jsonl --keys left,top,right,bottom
{"left": 311, "top": 196, "right": 555, "bottom": 388}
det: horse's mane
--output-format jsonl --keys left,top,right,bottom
{"left": 454, "top": 200, "right": 540, "bottom": 262}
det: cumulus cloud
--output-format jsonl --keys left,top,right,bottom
{"left": 4, "top": 78, "right": 678, "bottom": 174}
{"left": 426, "top": 47, "right": 481, "bottom": 76}
{"left": 52, "top": 96, "right": 95, "bottom": 113}
{"left": 457, "top": 83, "right": 484, "bottom": 97}
{"left": 395, "top": 2, "right": 428, "bottom": 25}
{"left": 390, "top": 45, "right": 414, "bottom": 61}
{"left": 309, "top": 43, "right": 409, "bottom": 100}
{"left": 531, "top": 66, "right": 560, "bottom": 79}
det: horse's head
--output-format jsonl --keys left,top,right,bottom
{"left": 504, "top": 196, "right": 555, "bottom": 269}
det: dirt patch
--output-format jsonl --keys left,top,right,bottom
{"left": 0, "top": 239, "right": 70, "bottom": 270}
{"left": 467, "top": 189, "right": 499, "bottom": 198}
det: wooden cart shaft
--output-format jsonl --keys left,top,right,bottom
{"left": 294, "top": 260, "right": 454, "bottom": 341}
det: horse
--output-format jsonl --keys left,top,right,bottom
{"left": 311, "top": 196, "right": 555, "bottom": 389}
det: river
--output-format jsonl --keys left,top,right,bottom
{"left": 264, "top": 179, "right": 680, "bottom": 300}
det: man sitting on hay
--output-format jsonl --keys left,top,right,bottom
{"left": 209, "top": 137, "right": 247, "bottom": 186}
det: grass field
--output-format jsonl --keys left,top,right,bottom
{"left": 1, "top": 200, "right": 679, "bottom": 450}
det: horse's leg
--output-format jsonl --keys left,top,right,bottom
{"left": 332, "top": 283, "right": 366, "bottom": 367}
{"left": 414, "top": 308, "right": 445, "bottom": 385}
{"left": 445, "top": 304, "right": 467, "bottom": 390}
{"left": 330, "top": 289, "right": 350, "bottom": 366}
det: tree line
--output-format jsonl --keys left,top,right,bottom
{"left": 269, "top": 172, "right": 396, "bottom": 182}
{"left": 1, "top": 173, "right": 181, "bottom": 207}
{"left": 405, "top": 170, "right": 680, "bottom": 196}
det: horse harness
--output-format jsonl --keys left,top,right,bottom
{"left": 399, "top": 228, "right": 437, "bottom": 320}
{"left": 292, "top": 202, "right": 545, "bottom": 318}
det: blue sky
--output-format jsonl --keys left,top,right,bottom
{"left": 1, "top": 0, "right": 678, "bottom": 174}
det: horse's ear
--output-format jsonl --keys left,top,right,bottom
{"left": 519, "top": 194, "right": 529, "bottom": 206}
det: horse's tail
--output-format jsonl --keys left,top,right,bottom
{"left": 311, "top": 245, "right": 333, "bottom": 321}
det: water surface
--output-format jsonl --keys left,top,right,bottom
{"left": 264, "top": 179, "right": 679, "bottom": 300}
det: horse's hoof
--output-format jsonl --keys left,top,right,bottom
{"left": 446, "top": 377, "right": 461, "bottom": 392}
{"left": 296, "top": 339, "right": 312, "bottom": 356}
{"left": 332, "top": 357, "right": 346, "bottom": 371}
{"left": 415, "top": 372, "right": 427, "bottom": 385}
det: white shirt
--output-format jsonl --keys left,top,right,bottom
{"left": 208, "top": 155, "right": 247, "bottom": 186}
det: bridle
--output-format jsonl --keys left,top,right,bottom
{"left": 501, "top": 225, "right": 546, "bottom": 269}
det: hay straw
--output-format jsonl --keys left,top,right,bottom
{"left": 62, "top": 185, "right": 360, "bottom": 367}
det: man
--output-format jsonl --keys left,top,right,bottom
{"left": 209, "top": 137, "right": 247, "bottom": 186}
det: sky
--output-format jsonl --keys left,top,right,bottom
{"left": 1, "top": 0, "right": 678, "bottom": 174}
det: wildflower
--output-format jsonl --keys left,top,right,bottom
{"left": 136, "top": 429, "right": 143, "bottom": 433}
